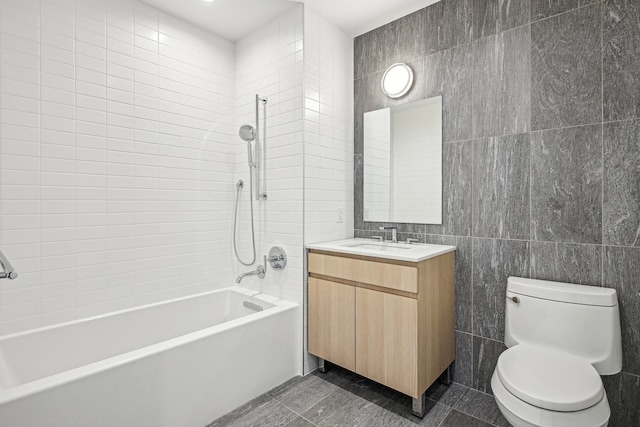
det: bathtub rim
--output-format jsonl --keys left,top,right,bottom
{"left": 0, "top": 285, "right": 298, "bottom": 405}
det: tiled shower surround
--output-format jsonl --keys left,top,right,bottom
{"left": 0, "top": 0, "right": 238, "bottom": 334}
{"left": 0, "top": 0, "right": 355, "bottom": 364}
{"left": 353, "top": 0, "right": 640, "bottom": 425}
{"left": 302, "top": 7, "right": 355, "bottom": 374}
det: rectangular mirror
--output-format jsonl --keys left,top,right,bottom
{"left": 363, "top": 96, "right": 442, "bottom": 224}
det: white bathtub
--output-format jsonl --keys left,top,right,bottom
{"left": 0, "top": 286, "right": 299, "bottom": 427}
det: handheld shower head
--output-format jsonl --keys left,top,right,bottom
{"left": 239, "top": 125, "right": 256, "bottom": 166}
{"left": 239, "top": 125, "right": 256, "bottom": 142}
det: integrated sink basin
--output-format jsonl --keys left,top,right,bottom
{"left": 344, "top": 243, "right": 413, "bottom": 251}
{"left": 306, "top": 238, "right": 456, "bottom": 262}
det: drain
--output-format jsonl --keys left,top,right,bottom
{"left": 243, "top": 301, "right": 264, "bottom": 312}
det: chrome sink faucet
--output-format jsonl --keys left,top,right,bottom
{"left": 379, "top": 226, "right": 398, "bottom": 243}
{"left": 236, "top": 256, "right": 266, "bottom": 283}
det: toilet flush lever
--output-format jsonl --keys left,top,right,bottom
{"left": 511, "top": 296, "right": 520, "bottom": 303}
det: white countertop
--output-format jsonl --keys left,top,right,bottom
{"left": 306, "top": 238, "right": 456, "bottom": 262}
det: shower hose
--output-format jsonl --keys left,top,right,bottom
{"left": 232, "top": 170, "right": 257, "bottom": 266}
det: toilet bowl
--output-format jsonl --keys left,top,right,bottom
{"left": 491, "top": 345, "right": 610, "bottom": 427}
{"left": 492, "top": 277, "right": 622, "bottom": 427}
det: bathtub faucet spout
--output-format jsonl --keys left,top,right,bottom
{"left": 0, "top": 249, "right": 18, "bottom": 280}
{"left": 236, "top": 256, "right": 266, "bottom": 283}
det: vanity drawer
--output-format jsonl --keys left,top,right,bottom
{"left": 308, "top": 252, "right": 418, "bottom": 293}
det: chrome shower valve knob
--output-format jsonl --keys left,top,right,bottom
{"left": 268, "top": 247, "right": 287, "bottom": 270}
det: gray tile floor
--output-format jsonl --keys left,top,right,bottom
{"left": 207, "top": 363, "right": 511, "bottom": 427}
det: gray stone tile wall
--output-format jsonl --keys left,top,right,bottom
{"left": 472, "top": 134, "right": 530, "bottom": 240}
{"left": 604, "top": 0, "right": 640, "bottom": 121}
{"left": 531, "top": 3, "right": 602, "bottom": 130}
{"left": 472, "top": 26, "right": 531, "bottom": 138}
{"left": 603, "top": 119, "right": 640, "bottom": 246}
{"left": 530, "top": 241, "right": 603, "bottom": 285}
{"left": 472, "top": 239, "right": 530, "bottom": 341}
{"left": 353, "top": 0, "right": 640, "bottom": 424}
{"left": 531, "top": 0, "right": 580, "bottom": 21}
{"left": 471, "top": 0, "right": 530, "bottom": 40}
{"left": 530, "top": 125, "right": 603, "bottom": 244}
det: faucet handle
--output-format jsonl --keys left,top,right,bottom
{"left": 406, "top": 238, "right": 420, "bottom": 244}
{"left": 267, "top": 246, "right": 287, "bottom": 270}
{"left": 259, "top": 255, "right": 267, "bottom": 277}
{"left": 371, "top": 235, "right": 384, "bottom": 242}
{"left": 378, "top": 226, "right": 397, "bottom": 243}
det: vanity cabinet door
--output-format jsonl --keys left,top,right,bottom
{"left": 308, "top": 278, "right": 356, "bottom": 371}
{"left": 355, "top": 287, "right": 418, "bottom": 397}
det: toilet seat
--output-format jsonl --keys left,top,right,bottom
{"left": 496, "top": 344, "right": 603, "bottom": 411}
{"left": 492, "top": 371, "right": 610, "bottom": 427}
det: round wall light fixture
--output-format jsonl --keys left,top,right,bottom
{"left": 381, "top": 63, "right": 414, "bottom": 98}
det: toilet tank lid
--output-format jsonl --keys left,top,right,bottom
{"left": 507, "top": 277, "right": 618, "bottom": 307}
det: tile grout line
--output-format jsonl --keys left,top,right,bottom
{"left": 272, "top": 387, "right": 340, "bottom": 425}
{"left": 437, "top": 408, "right": 502, "bottom": 427}
{"left": 529, "top": 0, "right": 534, "bottom": 278}
{"left": 0, "top": 1, "right": 3, "bottom": 331}
{"left": 600, "top": 0, "right": 605, "bottom": 287}
{"left": 434, "top": 405, "right": 454, "bottom": 427}
{"left": 219, "top": 374, "right": 518, "bottom": 427}
{"left": 39, "top": 0, "right": 44, "bottom": 327}
{"left": 356, "top": 0, "right": 604, "bottom": 82}
{"left": 206, "top": 393, "right": 279, "bottom": 427}
{"left": 270, "top": 398, "right": 320, "bottom": 427}
{"left": 444, "top": 383, "right": 505, "bottom": 427}
{"left": 356, "top": 231, "right": 640, "bottom": 251}
{"left": 354, "top": 113, "right": 640, "bottom": 163}
{"left": 470, "top": 32, "right": 476, "bottom": 385}
{"left": 530, "top": 0, "right": 605, "bottom": 27}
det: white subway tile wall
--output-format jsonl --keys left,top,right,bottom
{"left": 0, "top": 0, "right": 237, "bottom": 335}
{"left": 302, "top": 7, "right": 354, "bottom": 373}
{"left": 0, "top": 1, "right": 352, "bottom": 375}
{"left": 232, "top": 5, "right": 305, "bottom": 372}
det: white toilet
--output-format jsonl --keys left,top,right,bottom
{"left": 492, "top": 277, "right": 622, "bottom": 427}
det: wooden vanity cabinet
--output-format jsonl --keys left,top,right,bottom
{"left": 307, "top": 250, "right": 455, "bottom": 404}
{"left": 308, "top": 278, "right": 356, "bottom": 371}
{"left": 355, "top": 287, "right": 418, "bottom": 395}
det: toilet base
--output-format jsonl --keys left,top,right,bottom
{"left": 491, "top": 371, "right": 610, "bottom": 427}
{"left": 495, "top": 397, "right": 538, "bottom": 427}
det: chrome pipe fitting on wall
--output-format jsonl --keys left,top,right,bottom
{"left": 0, "top": 250, "right": 18, "bottom": 280}
{"left": 268, "top": 246, "right": 287, "bottom": 270}
{"left": 235, "top": 247, "right": 287, "bottom": 284}
{"left": 236, "top": 256, "right": 266, "bottom": 283}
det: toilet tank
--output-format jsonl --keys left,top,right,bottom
{"left": 505, "top": 277, "right": 622, "bottom": 375}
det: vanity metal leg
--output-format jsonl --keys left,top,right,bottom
{"left": 412, "top": 393, "right": 427, "bottom": 418}
{"left": 438, "top": 365, "right": 452, "bottom": 385}
{"left": 318, "top": 358, "right": 327, "bottom": 373}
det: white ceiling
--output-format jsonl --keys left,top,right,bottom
{"left": 300, "top": 0, "right": 441, "bottom": 37}
{"left": 141, "top": 0, "right": 441, "bottom": 41}
{"left": 142, "top": 0, "right": 296, "bottom": 41}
